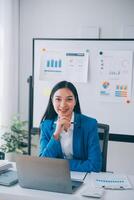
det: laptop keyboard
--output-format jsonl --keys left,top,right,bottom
{"left": 71, "top": 180, "right": 83, "bottom": 189}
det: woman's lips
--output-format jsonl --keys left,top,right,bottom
{"left": 59, "top": 109, "right": 68, "bottom": 114}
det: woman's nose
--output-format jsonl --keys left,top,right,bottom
{"left": 60, "top": 100, "right": 66, "bottom": 107}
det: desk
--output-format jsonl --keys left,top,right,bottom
{"left": 0, "top": 173, "right": 134, "bottom": 200}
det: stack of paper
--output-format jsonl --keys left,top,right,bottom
{"left": 0, "top": 170, "right": 18, "bottom": 186}
{"left": 0, "top": 161, "right": 18, "bottom": 186}
{"left": 0, "top": 161, "right": 13, "bottom": 173}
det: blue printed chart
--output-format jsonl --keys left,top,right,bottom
{"left": 46, "top": 59, "right": 62, "bottom": 69}
{"left": 39, "top": 48, "right": 89, "bottom": 83}
{"left": 40, "top": 49, "right": 63, "bottom": 74}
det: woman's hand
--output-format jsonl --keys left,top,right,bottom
{"left": 53, "top": 116, "right": 71, "bottom": 140}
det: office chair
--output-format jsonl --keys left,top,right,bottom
{"left": 98, "top": 123, "right": 109, "bottom": 172}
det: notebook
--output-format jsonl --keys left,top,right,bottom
{"left": 0, "top": 170, "right": 18, "bottom": 186}
{"left": 16, "top": 155, "right": 83, "bottom": 194}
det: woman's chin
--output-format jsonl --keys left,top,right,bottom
{"left": 58, "top": 111, "right": 70, "bottom": 117}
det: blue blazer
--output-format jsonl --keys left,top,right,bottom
{"left": 39, "top": 113, "right": 102, "bottom": 172}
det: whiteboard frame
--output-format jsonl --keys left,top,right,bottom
{"left": 31, "top": 38, "right": 134, "bottom": 143}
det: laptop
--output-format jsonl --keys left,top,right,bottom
{"left": 16, "top": 155, "right": 83, "bottom": 194}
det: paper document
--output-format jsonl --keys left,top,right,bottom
{"left": 0, "top": 161, "right": 13, "bottom": 173}
{"left": 71, "top": 171, "right": 87, "bottom": 181}
{"left": 91, "top": 172, "right": 132, "bottom": 190}
{"left": 81, "top": 186, "right": 105, "bottom": 198}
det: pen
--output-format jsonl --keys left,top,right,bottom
{"left": 54, "top": 121, "right": 76, "bottom": 124}
{"left": 83, "top": 172, "right": 88, "bottom": 180}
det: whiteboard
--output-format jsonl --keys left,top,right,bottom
{"left": 32, "top": 38, "right": 134, "bottom": 138}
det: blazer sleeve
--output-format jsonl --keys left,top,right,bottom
{"left": 39, "top": 121, "right": 62, "bottom": 158}
{"left": 69, "top": 119, "right": 102, "bottom": 172}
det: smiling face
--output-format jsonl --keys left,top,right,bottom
{"left": 52, "top": 88, "right": 76, "bottom": 118}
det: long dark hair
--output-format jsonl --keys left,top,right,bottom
{"left": 40, "top": 81, "right": 81, "bottom": 123}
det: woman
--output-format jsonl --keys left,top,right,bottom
{"left": 39, "top": 80, "right": 102, "bottom": 172}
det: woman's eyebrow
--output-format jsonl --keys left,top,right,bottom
{"left": 67, "top": 96, "right": 73, "bottom": 98}
{"left": 54, "top": 95, "right": 73, "bottom": 98}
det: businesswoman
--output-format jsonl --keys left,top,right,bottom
{"left": 39, "top": 80, "right": 102, "bottom": 172}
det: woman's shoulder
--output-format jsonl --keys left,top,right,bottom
{"left": 75, "top": 113, "right": 97, "bottom": 125}
{"left": 40, "top": 119, "right": 54, "bottom": 129}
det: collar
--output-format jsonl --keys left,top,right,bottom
{"left": 71, "top": 112, "right": 74, "bottom": 123}
{"left": 74, "top": 113, "right": 81, "bottom": 128}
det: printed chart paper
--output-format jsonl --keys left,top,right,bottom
{"left": 97, "top": 50, "right": 133, "bottom": 102}
{"left": 91, "top": 173, "right": 132, "bottom": 190}
{"left": 39, "top": 48, "right": 89, "bottom": 83}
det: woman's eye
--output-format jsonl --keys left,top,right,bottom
{"left": 55, "top": 98, "right": 61, "bottom": 101}
{"left": 67, "top": 98, "right": 73, "bottom": 101}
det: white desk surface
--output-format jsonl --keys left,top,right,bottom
{"left": 0, "top": 172, "right": 134, "bottom": 200}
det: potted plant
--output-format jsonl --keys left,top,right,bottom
{"left": 0, "top": 115, "right": 28, "bottom": 161}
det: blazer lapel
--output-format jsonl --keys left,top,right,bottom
{"left": 73, "top": 113, "right": 82, "bottom": 159}
{"left": 51, "top": 120, "right": 63, "bottom": 158}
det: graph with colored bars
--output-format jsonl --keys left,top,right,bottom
{"left": 46, "top": 59, "right": 62, "bottom": 68}
{"left": 115, "top": 85, "right": 128, "bottom": 97}
{"left": 44, "top": 58, "right": 62, "bottom": 72}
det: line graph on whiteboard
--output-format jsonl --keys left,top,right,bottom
{"left": 98, "top": 50, "right": 133, "bottom": 102}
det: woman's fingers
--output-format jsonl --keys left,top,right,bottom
{"left": 57, "top": 117, "right": 71, "bottom": 131}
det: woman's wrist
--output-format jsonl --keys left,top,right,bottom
{"left": 53, "top": 132, "right": 61, "bottom": 140}
{"left": 53, "top": 134, "right": 59, "bottom": 140}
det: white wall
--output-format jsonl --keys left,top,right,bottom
{"left": 19, "top": 0, "right": 134, "bottom": 174}
{"left": 0, "top": 0, "right": 19, "bottom": 127}
{"left": 107, "top": 141, "right": 134, "bottom": 174}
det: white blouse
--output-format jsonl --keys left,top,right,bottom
{"left": 60, "top": 113, "right": 74, "bottom": 159}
